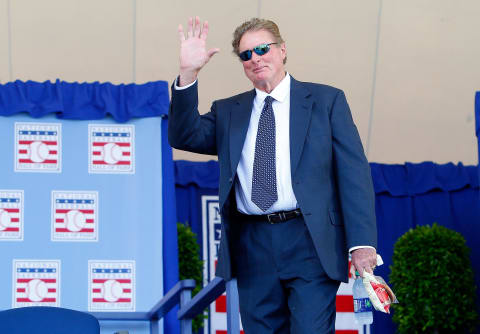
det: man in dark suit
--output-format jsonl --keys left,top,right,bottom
{"left": 169, "top": 17, "right": 378, "bottom": 334}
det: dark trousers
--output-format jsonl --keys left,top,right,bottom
{"left": 232, "top": 216, "right": 340, "bottom": 334}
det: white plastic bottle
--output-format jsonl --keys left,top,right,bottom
{"left": 353, "top": 274, "right": 373, "bottom": 325}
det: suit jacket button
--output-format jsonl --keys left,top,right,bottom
{"left": 229, "top": 177, "right": 233, "bottom": 183}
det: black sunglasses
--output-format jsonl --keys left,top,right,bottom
{"left": 238, "top": 43, "right": 278, "bottom": 61}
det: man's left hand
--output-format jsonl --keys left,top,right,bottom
{"left": 351, "top": 248, "right": 377, "bottom": 278}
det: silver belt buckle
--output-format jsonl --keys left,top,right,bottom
{"left": 267, "top": 213, "right": 276, "bottom": 224}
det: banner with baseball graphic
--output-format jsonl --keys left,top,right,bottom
{"left": 88, "top": 124, "right": 135, "bottom": 174}
{"left": 88, "top": 260, "right": 135, "bottom": 311}
{"left": 0, "top": 190, "right": 24, "bottom": 241}
{"left": 51, "top": 191, "right": 99, "bottom": 241}
{"left": 13, "top": 260, "right": 60, "bottom": 307}
{"left": 14, "top": 123, "right": 62, "bottom": 173}
{"left": 0, "top": 80, "right": 179, "bottom": 333}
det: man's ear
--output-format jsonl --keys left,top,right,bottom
{"left": 280, "top": 43, "right": 287, "bottom": 60}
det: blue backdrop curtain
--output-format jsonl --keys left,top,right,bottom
{"left": 175, "top": 160, "right": 220, "bottom": 253}
{"left": 0, "top": 80, "right": 179, "bottom": 334}
{"left": 175, "top": 160, "right": 480, "bottom": 334}
{"left": 476, "top": 91, "right": 480, "bottom": 181}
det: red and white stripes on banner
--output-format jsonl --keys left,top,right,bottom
{"left": 0, "top": 191, "right": 23, "bottom": 240}
{"left": 0, "top": 208, "right": 20, "bottom": 233}
{"left": 54, "top": 208, "right": 95, "bottom": 233}
{"left": 15, "top": 278, "right": 57, "bottom": 304}
{"left": 51, "top": 191, "right": 98, "bottom": 241}
{"left": 90, "top": 278, "right": 133, "bottom": 304}
{"left": 91, "top": 141, "right": 132, "bottom": 166}
{"left": 13, "top": 260, "right": 60, "bottom": 308}
{"left": 88, "top": 261, "right": 135, "bottom": 311}
{"left": 15, "top": 123, "right": 62, "bottom": 172}
{"left": 17, "top": 139, "right": 58, "bottom": 165}
{"left": 88, "top": 125, "right": 135, "bottom": 174}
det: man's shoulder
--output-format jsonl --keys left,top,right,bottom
{"left": 293, "top": 78, "right": 344, "bottom": 98}
{"left": 220, "top": 89, "right": 255, "bottom": 102}
{"left": 215, "top": 89, "right": 255, "bottom": 106}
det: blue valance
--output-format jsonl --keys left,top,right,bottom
{"left": 370, "top": 162, "right": 478, "bottom": 196}
{"left": 0, "top": 79, "right": 169, "bottom": 122}
{"left": 175, "top": 160, "right": 220, "bottom": 189}
{"left": 175, "top": 160, "right": 479, "bottom": 195}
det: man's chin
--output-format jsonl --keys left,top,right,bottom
{"left": 251, "top": 74, "right": 269, "bottom": 85}
{"left": 253, "top": 69, "right": 269, "bottom": 77}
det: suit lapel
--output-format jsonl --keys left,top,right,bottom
{"left": 289, "top": 77, "right": 313, "bottom": 176}
{"left": 229, "top": 89, "right": 256, "bottom": 176}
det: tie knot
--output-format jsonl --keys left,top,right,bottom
{"left": 264, "top": 96, "right": 274, "bottom": 106}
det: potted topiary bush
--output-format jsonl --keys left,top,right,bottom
{"left": 390, "top": 223, "right": 478, "bottom": 333}
{"left": 178, "top": 222, "right": 207, "bottom": 333}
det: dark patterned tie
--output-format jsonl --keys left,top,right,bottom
{"left": 251, "top": 96, "right": 277, "bottom": 211}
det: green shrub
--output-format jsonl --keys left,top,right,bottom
{"left": 390, "top": 223, "right": 478, "bottom": 333}
{"left": 177, "top": 222, "right": 207, "bottom": 333}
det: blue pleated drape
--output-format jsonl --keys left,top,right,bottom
{"left": 175, "top": 160, "right": 220, "bottom": 253}
{"left": 0, "top": 79, "right": 169, "bottom": 121}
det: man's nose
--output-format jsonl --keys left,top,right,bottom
{"left": 251, "top": 52, "right": 262, "bottom": 62}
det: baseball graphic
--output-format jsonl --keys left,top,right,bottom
{"left": 26, "top": 279, "right": 48, "bottom": 302}
{"left": 0, "top": 209, "right": 11, "bottom": 231}
{"left": 103, "top": 143, "right": 122, "bottom": 165}
{"left": 65, "top": 210, "right": 86, "bottom": 232}
{"left": 103, "top": 279, "right": 123, "bottom": 302}
{"left": 28, "top": 141, "right": 49, "bottom": 163}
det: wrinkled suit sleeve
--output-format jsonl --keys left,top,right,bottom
{"left": 168, "top": 79, "right": 218, "bottom": 155}
{"left": 330, "top": 90, "right": 377, "bottom": 250}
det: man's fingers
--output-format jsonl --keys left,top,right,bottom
{"left": 349, "top": 263, "right": 356, "bottom": 278}
{"left": 351, "top": 248, "right": 377, "bottom": 278}
{"left": 178, "top": 24, "right": 185, "bottom": 42}
{"left": 354, "top": 262, "right": 375, "bottom": 276}
{"left": 184, "top": 17, "right": 209, "bottom": 40}
{"left": 200, "top": 21, "right": 209, "bottom": 40}
{"left": 187, "top": 17, "right": 193, "bottom": 38}
{"left": 194, "top": 16, "right": 201, "bottom": 37}
{"left": 354, "top": 266, "right": 371, "bottom": 278}
{"left": 353, "top": 265, "right": 364, "bottom": 277}
{"left": 364, "top": 266, "right": 374, "bottom": 275}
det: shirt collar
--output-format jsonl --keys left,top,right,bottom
{"left": 255, "top": 72, "right": 290, "bottom": 103}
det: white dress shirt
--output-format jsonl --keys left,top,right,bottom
{"left": 235, "top": 73, "right": 297, "bottom": 214}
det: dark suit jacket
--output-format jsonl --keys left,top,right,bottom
{"left": 168, "top": 76, "right": 377, "bottom": 283}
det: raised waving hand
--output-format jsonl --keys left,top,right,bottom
{"left": 178, "top": 16, "right": 220, "bottom": 86}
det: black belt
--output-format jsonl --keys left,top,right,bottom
{"left": 237, "top": 208, "right": 302, "bottom": 224}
